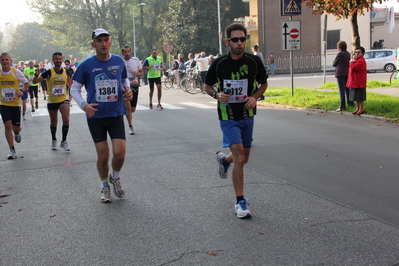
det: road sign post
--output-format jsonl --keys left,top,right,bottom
{"left": 164, "top": 45, "right": 173, "bottom": 69}
{"left": 282, "top": 20, "right": 301, "bottom": 96}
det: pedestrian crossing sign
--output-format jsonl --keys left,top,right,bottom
{"left": 281, "top": 0, "right": 301, "bottom": 16}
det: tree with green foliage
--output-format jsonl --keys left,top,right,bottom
{"left": 29, "top": 0, "right": 171, "bottom": 59}
{"left": 30, "top": 0, "right": 136, "bottom": 54}
{"left": 7, "top": 23, "right": 80, "bottom": 63}
{"left": 158, "top": 0, "right": 249, "bottom": 57}
{"left": 28, "top": 0, "right": 248, "bottom": 61}
{"left": 158, "top": 0, "right": 219, "bottom": 56}
{"left": 302, "top": 0, "right": 387, "bottom": 52}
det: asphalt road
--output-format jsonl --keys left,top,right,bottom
{"left": 1, "top": 73, "right": 399, "bottom": 265}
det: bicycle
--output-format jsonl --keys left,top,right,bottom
{"left": 162, "top": 70, "right": 175, "bottom": 89}
{"left": 181, "top": 70, "right": 203, "bottom": 94}
{"left": 389, "top": 69, "right": 399, "bottom": 85}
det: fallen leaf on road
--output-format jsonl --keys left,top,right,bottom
{"left": 15, "top": 234, "right": 20, "bottom": 237}
{"left": 206, "top": 251, "right": 217, "bottom": 256}
{"left": 325, "top": 154, "right": 328, "bottom": 156}
{"left": 258, "top": 232, "right": 265, "bottom": 235}
{"left": 0, "top": 194, "right": 9, "bottom": 198}
{"left": 50, "top": 214, "right": 56, "bottom": 218}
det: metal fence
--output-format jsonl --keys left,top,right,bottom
{"left": 266, "top": 54, "right": 322, "bottom": 74}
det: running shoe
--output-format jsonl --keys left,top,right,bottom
{"left": 109, "top": 175, "right": 125, "bottom": 198}
{"left": 129, "top": 126, "right": 135, "bottom": 135}
{"left": 100, "top": 186, "right": 112, "bottom": 203}
{"left": 60, "top": 141, "right": 70, "bottom": 151}
{"left": 14, "top": 133, "right": 21, "bottom": 143}
{"left": 235, "top": 200, "right": 251, "bottom": 219}
{"left": 157, "top": 103, "right": 163, "bottom": 109}
{"left": 35, "top": 102, "right": 38, "bottom": 109}
{"left": 216, "top": 151, "right": 230, "bottom": 179}
{"left": 31, "top": 107, "right": 35, "bottom": 113}
{"left": 149, "top": 103, "right": 153, "bottom": 109}
{"left": 51, "top": 140, "right": 58, "bottom": 150}
{"left": 7, "top": 148, "right": 16, "bottom": 159}
{"left": 44, "top": 96, "right": 46, "bottom": 100}
{"left": 22, "top": 114, "right": 26, "bottom": 120}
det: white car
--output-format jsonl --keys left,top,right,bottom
{"left": 364, "top": 49, "right": 397, "bottom": 72}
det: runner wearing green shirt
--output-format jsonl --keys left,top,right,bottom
{"left": 23, "top": 61, "right": 39, "bottom": 112}
{"left": 143, "top": 49, "right": 164, "bottom": 109}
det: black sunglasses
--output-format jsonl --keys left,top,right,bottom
{"left": 228, "top": 37, "right": 247, "bottom": 43}
{"left": 355, "top": 51, "right": 362, "bottom": 53}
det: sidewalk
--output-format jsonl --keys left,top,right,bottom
{"left": 370, "top": 86, "right": 399, "bottom": 97}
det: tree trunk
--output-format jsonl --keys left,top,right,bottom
{"left": 350, "top": 12, "right": 361, "bottom": 54}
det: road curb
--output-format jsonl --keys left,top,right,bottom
{"left": 257, "top": 101, "right": 399, "bottom": 125}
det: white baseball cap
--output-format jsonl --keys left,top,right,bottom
{"left": 92, "top": 28, "right": 110, "bottom": 39}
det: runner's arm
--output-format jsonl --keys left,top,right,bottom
{"left": 70, "top": 81, "right": 87, "bottom": 110}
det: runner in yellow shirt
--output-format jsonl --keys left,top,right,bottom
{"left": 0, "top": 53, "right": 29, "bottom": 159}
{"left": 33, "top": 52, "right": 72, "bottom": 151}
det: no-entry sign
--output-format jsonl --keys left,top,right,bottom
{"left": 282, "top": 20, "right": 301, "bottom": 51}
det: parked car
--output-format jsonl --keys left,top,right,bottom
{"left": 364, "top": 49, "right": 397, "bottom": 72}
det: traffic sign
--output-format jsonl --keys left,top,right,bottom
{"left": 282, "top": 20, "right": 301, "bottom": 51}
{"left": 164, "top": 44, "right": 173, "bottom": 53}
{"left": 281, "top": 0, "right": 302, "bottom": 16}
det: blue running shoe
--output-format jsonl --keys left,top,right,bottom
{"left": 235, "top": 200, "right": 251, "bottom": 218}
{"left": 216, "top": 151, "right": 230, "bottom": 179}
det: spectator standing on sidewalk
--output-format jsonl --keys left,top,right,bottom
{"left": 194, "top": 51, "right": 209, "bottom": 85}
{"left": 252, "top": 45, "right": 265, "bottom": 66}
{"left": 178, "top": 57, "right": 186, "bottom": 80}
{"left": 204, "top": 23, "right": 268, "bottom": 219}
{"left": 171, "top": 55, "right": 180, "bottom": 89}
{"left": 347, "top": 46, "right": 367, "bottom": 116}
{"left": 269, "top": 53, "right": 275, "bottom": 76}
{"left": 332, "top": 41, "right": 352, "bottom": 112}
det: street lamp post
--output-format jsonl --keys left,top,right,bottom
{"left": 133, "top": 3, "right": 146, "bottom": 58}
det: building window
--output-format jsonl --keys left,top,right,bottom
{"left": 327, "top": 30, "right": 340, "bottom": 50}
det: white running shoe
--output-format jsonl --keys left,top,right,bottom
{"left": 235, "top": 200, "right": 251, "bottom": 219}
{"left": 129, "top": 126, "right": 135, "bottom": 135}
{"left": 100, "top": 186, "right": 112, "bottom": 203}
{"left": 22, "top": 115, "right": 26, "bottom": 120}
{"left": 60, "top": 141, "right": 70, "bottom": 151}
{"left": 14, "top": 133, "right": 21, "bottom": 143}
{"left": 109, "top": 175, "right": 125, "bottom": 198}
{"left": 7, "top": 148, "right": 16, "bottom": 159}
{"left": 51, "top": 140, "right": 58, "bottom": 150}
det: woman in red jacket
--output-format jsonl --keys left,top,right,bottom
{"left": 346, "top": 46, "right": 367, "bottom": 115}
